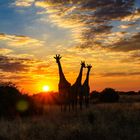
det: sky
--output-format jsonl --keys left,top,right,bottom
{"left": 0, "top": 0, "right": 140, "bottom": 93}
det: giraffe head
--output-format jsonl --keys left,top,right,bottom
{"left": 86, "top": 64, "right": 92, "bottom": 70}
{"left": 54, "top": 54, "right": 62, "bottom": 63}
{"left": 81, "top": 61, "right": 86, "bottom": 68}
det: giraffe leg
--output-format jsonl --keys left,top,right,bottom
{"left": 68, "top": 103, "right": 71, "bottom": 112}
{"left": 85, "top": 97, "right": 89, "bottom": 108}
{"left": 80, "top": 96, "right": 83, "bottom": 110}
{"left": 72, "top": 100, "right": 74, "bottom": 111}
{"left": 75, "top": 99, "right": 78, "bottom": 112}
{"left": 60, "top": 104, "right": 62, "bottom": 112}
{"left": 87, "top": 96, "right": 90, "bottom": 108}
{"left": 64, "top": 100, "right": 67, "bottom": 112}
{"left": 80, "top": 96, "right": 84, "bottom": 110}
{"left": 85, "top": 97, "right": 87, "bottom": 108}
{"left": 79, "top": 98, "right": 82, "bottom": 110}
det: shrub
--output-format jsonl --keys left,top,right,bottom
{"left": 0, "top": 82, "right": 37, "bottom": 118}
{"left": 100, "top": 88, "right": 119, "bottom": 102}
{"left": 90, "top": 91, "right": 100, "bottom": 103}
{"left": 90, "top": 91, "right": 100, "bottom": 99}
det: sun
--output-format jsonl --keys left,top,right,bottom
{"left": 42, "top": 85, "right": 50, "bottom": 92}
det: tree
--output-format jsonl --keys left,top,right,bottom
{"left": 100, "top": 88, "right": 119, "bottom": 102}
{"left": 0, "top": 82, "right": 37, "bottom": 118}
{"left": 90, "top": 90, "right": 100, "bottom": 103}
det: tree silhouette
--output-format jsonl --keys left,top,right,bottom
{"left": 100, "top": 88, "right": 120, "bottom": 102}
{"left": 90, "top": 90, "right": 100, "bottom": 103}
{"left": 0, "top": 82, "right": 36, "bottom": 118}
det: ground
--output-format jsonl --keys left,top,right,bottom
{"left": 0, "top": 95, "right": 140, "bottom": 140}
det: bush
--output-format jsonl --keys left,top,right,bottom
{"left": 90, "top": 91, "right": 100, "bottom": 103}
{"left": 0, "top": 82, "right": 37, "bottom": 118}
{"left": 100, "top": 88, "right": 119, "bottom": 102}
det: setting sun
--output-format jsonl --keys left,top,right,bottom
{"left": 42, "top": 85, "right": 50, "bottom": 92}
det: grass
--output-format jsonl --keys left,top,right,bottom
{"left": 1, "top": 96, "right": 140, "bottom": 140}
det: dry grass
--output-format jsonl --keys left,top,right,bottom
{"left": 1, "top": 101, "right": 140, "bottom": 140}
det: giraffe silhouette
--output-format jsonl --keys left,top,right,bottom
{"left": 82, "top": 64, "right": 92, "bottom": 108}
{"left": 54, "top": 54, "right": 71, "bottom": 111}
{"left": 70, "top": 61, "right": 85, "bottom": 111}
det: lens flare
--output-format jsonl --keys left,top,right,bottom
{"left": 16, "top": 100, "right": 29, "bottom": 112}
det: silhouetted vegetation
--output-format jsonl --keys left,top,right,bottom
{"left": 0, "top": 82, "right": 140, "bottom": 139}
{"left": 90, "top": 90, "right": 100, "bottom": 103}
{"left": 1, "top": 82, "right": 140, "bottom": 119}
{"left": 90, "top": 89, "right": 140, "bottom": 103}
{"left": 0, "top": 82, "right": 37, "bottom": 118}
{"left": 100, "top": 88, "right": 120, "bottom": 102}
{"left": 118, "top": 90, "right": 139, "bottom": 95}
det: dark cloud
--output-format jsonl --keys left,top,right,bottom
{"left": 80, "top": 0, "right": 136, "bottom": 49}
{"left": 37, "top": 0, "right": 138, "bottom": 51}
{"left": 111, "top": 32, "right": 140, "bottom": 51}
{"left": 81, "top": 25, "right": 113, "bottom": 48}
{"left": 14, "top": 0, "right": 140, "bottom": 52}
{"left": 0, "top": 55, "right": 30, "bottom": 72}
{"left": 0, "top": 55, "right": 51, "bottom": 74}
{"left": 93, "top": 0, "right": 133, "bottom": 20}
{"left": 83, "top": 25, "right": 113, "bottom": 37}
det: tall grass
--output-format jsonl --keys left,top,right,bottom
{"left": 1, "top": 102, "right": 140, "bottom": 140}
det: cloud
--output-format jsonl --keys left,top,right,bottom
{"left": 131, "top": 51, "right": 140, "bottom": 59}
{"left": 0, "top": 56, "right": 52, "bottom": 73}
{"left": 0, "top": 54, "right": 52, "bottom": 88}
{"left": 0, "top": 55, "right": 33, "bottom": 72}
{"left": 32, "top": 63, "right": 51, "bottom": 75}
{"left": 102, "top": 72, "right": 140, "bottom": 77}
{"left": 0, "top": 74, "right": 29, "bottom": 81}
{"left": 0, "top": 48, "right": 13, "bottom": 55}
{"left": 35, "top": 1, "right": 49, "bottom": 8}
{"left": 12, "top": 0, "right": 140, "bottom": 52}
{"left": 111, "top": 32, "right": 140, "bottom": 51}
{"left": 119, "top": 23, "right": 135, "bottom": 29}
{"left": 121, "top": 8, "right": 140, "bottom": 21}
{"left": 0, "top": 33, "right": 43, "bottom": 47}
{"left": 31, "top": 0, "right": 140, "bottom": 51}
{"left": 13, "top": 0, "right": 35, "bottom": 7}
{"left": 13, "top": 0, "right": 140, "bottom": 53}
{"left": 0, "top": 56, "right": 48, "bottom": 73}
{"left": 120, "top": 50, "right": 140, "bottom": 63}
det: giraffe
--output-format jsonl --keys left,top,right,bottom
{"left": 54, "top": 54, "right": 71, "bottom": 111}
{"left": 70, "top": 61, "right": 85, "bottom": 111}
{"left": 82, "top": 64, "right": 92, "bottom": 108}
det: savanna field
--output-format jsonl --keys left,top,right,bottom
{"left": 1, "top": 0, "right": 140, "bottom": 140}
{"left": 1, "top": 95, "right": 140, "bottom": 140}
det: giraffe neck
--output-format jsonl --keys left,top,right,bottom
{"left": 57, "top": 60, "right": 67, "bottom": 82}
{"left": 75, "top": 65, "right": 83, "bottom": 85}
{"left": 84, "top": 68, "right": 91, "bottom": 85}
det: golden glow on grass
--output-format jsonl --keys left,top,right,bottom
{"left": 42, "top": 85, "right": 50, "bottom": 92}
